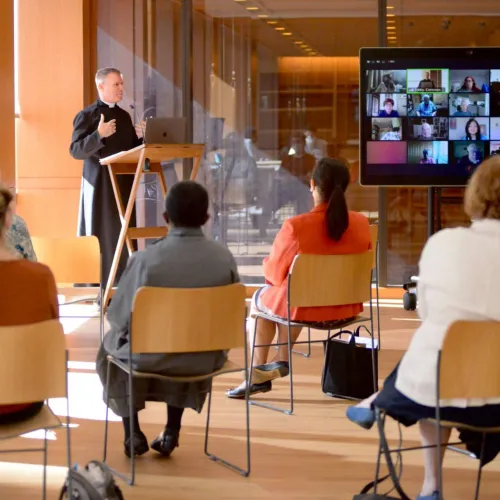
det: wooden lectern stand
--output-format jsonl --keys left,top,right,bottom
{"left": 99, "top": 143, "right": 205, "bottom": 308}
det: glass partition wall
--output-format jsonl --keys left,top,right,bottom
{"left": 96, "top": 0, "right": 500, "bottom": 285}
{"left": 191, "top": 1, "right": 379, "bottom": 283}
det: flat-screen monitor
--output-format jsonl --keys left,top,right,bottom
{"left": 360, "top": 47, "right": 500, "bottom": 186}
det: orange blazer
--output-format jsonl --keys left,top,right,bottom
{"left": 260, "top": 204, "right": 372, "bottom": 322}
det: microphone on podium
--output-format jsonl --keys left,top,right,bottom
{"left": 129, "top": 104, "right": 151, "bottom": 171}
{"left": 129, "top": 104, "right": 146, "bottom": 139}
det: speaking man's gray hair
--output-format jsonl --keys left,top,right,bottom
{"left": 95, "top": 67, "right": 122, "bottom": 86}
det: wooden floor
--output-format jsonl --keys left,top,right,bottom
{"left": 1, "top": 301, "right": 500, "bottom": 499}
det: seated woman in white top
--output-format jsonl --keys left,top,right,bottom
{"left": 346, "top": 156, "right": 500, "bottom": 500}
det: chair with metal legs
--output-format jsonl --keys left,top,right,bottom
{"left": 32, "top": 236, "right": 105, "bottom": 341}
{"left": 102, "top": 283, "right": 250, "bottom": 486}
{"left": 291, "top": 224, "right": 380, "bottom": 360}
{"left": 368, "top": 321, "right": 500, "bottom": 500}
{"left": 0, "top": 320, "right": 72, "bottom": 500}
{"left": 249, "top": 251, "right": 377, "bottom": 415}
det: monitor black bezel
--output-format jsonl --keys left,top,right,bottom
{"left": 359, "top": 46, "right": 500, "bottom": 187}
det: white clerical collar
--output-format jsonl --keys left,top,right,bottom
{"left": 101, "top": 99, "right": 116, "bottom": 108}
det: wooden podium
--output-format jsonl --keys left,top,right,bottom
{"left": 99, "top": 143, "right": 205, "bottom": 308}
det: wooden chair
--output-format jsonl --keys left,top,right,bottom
{"left": 102, "top": 283, "right": 250, "bottom": 486}
{"left": 0, "top": 320, "right": 71, "bottom": 499}
{"left": 251, "top": 251, "right": 377, "bottom": 415}
{"left": 369, "top": 224, "right": 381, "bottom": 349}
{"left": 32, "top": 236, "right": 104, "bottom": 340}
{"left": 291, "top": 225, "right": 380, "bottom": 360}
{"left": 372, "top": 321, "right": 500, "bottom": 500}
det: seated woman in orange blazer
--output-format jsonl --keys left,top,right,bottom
{"left": 227, "top": 159, "right": 371, "bottom": 398}
{"left": 0, "top": 186, "right": 59, "bottom": 423}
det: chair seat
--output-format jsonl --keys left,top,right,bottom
{"left": 254, "top": 312, "right": 369, "bottom": 330}
{"left": 0, "top": 405, "right": 62, "bottom": 441}
{"left": 107, "top": 356, "right": 243, "bottom": 382}
{"left": 427, "top": 418, "right": 500, "bottom": 434}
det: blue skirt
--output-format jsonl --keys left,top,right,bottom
{"left": 374, "top": 365, "right": 500, "bottom": 465}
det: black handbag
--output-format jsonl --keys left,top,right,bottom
{"left": 321, "top": 327, "right": 378, "bottom": 400}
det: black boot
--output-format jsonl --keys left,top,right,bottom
{"left": 150, "top": 429, "right": 180, "bottom": 457}
{"left": 124, "top": 431, "right": 149, "bottom": 458}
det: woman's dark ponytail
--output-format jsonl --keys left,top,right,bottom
{"left": 326, "top": 184, "right": 349, "bottom": 241}
{"left": 312, "top": 158, "right": 350, "bottom": 241}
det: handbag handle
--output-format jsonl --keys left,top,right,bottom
{"left": 327, "top": 327, "right": 362, "bottom": 345}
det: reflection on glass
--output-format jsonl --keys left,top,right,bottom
{"left": 96, "top": 0, "right": 380, "bottom": 283}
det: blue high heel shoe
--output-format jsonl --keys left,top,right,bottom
{"left": 346, "top": 406, "right": 376, "bottom": 430}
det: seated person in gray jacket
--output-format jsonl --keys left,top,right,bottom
{"left": 96, "top": 181, "right": 240, "bottom": 458}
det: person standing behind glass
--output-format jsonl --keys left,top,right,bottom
{"left": 304, "top": 125, "right": 328, "bottom": 161}
{"left": 258, "top": 133, "right": 316, "bottom": 238}
{"left": 243, "top": 127, "right": 261, "bottom": 205}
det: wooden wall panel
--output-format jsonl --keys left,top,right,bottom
{"left": 16, "top": 0, "right": 91, "bottom": 237}
{"left": 0, "top": 0, "right": 15, "bottom": 188}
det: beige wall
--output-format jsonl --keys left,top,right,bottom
{"left": 0, "top": 0, "right": 15, "bottom": 188}
{"left": 16, "top": 0, "right": 93, "bottom": 237}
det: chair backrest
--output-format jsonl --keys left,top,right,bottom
{"left": 369, "top": 224, "right": 379, "bottom": 270}
{"left": 439, "top": 321, "right": 500, "bottom": 400}
{"left": 0, "top": 320, "right": 66, "bottom": 405}
{"left": 130, "top": 283, "right": 247, "bottom": 354}
{"left": 288, "top": 252, "right": 373, "bottom": 308}
{"left": 32, "top": 236, "right": 101, "bottom": 284}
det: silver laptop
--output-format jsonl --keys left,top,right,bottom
{"left": 143, "top": 118, "right": 187, "bottom": 144}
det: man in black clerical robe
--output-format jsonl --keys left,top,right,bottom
{"left": 70, "top": 67, "right": 143, "bottom": 288}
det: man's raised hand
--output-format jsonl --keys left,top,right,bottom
{"left": 97, "top": 114, "right": 116, "bottom": 139}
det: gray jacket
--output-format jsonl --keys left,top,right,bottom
{"left": 96, "top": 227, "right": 239, "bottom": 417}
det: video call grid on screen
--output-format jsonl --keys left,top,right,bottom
{"left": 360, "top": 47, "right": 500, "bottom": 187}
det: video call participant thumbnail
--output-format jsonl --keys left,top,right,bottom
{"left": 378, "top": 98, "right": 400, "bottom": 117}
{"left": 367, "top": 94, "right": 407, "bottom": 117}
{"left": 366, "top": 69, "right": 407, "bottom": 93}
{"left": 408, "top": 94, "right": 448, "bottom": 117}
{"left": 490, "top": 142, "right": 500, "bottom": 156}
{"left": 490, "top": 80, "right": 500, "bottom": 116}
{"left": 407, "top": 141, "right": 449, "bottom": 165}
{"left": 449, "top": 94, "right": 489, "bottom": 117}
{"left": 407, "top": 69, "right": 450, "bottom": 93}
{"left": 417, "top": 95, "right": 436, "bottom": 116}
{"left": 370, "top": 118, "right": 404, "bottom": 141}
{"left": 450, "top": 70, "right": 490, "bottom": 93}
{"left": 491, "top": 70, "right": 500, "bottom": 83}
{"left": 407, "top": 118, "right": 448, "bottom": 140}
{"left": 449, "top": 117, "right": 489, "bottom": 141}
{"left": 491, "top": 118, "right": 500, "bottom": 141}
{"left": 367, "top": 141, "right": 407, "bottom": 164}
{"left": 452, "top": 141, "right": 485, "bottom": 174}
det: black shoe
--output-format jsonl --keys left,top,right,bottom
{"left": 252, "top": 361, "right": 289, "bottom": 383}
{"left": 226, "top": 381, "right": 272, "bottom": 399}
{"left": 150, "top": 429, "right": 180, "bottom": 457}
{"left": 124, "top": 431, "right": 149, "bottom": 458}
